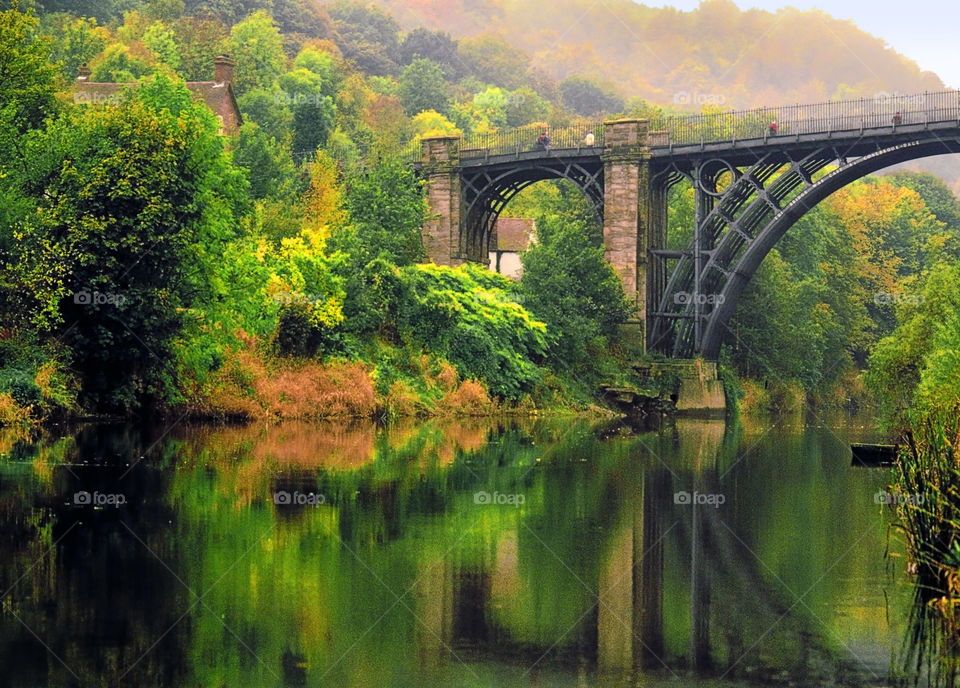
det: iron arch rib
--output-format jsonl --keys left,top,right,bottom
{"left": 696, "top": 139, "right": 960, "bottom": 359}
{"left": 460, "top": 157, "right": 604, "bottom": 263}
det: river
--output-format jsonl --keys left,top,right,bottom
{"left": 0, "top": 413, "right": 930, "bottom": 687}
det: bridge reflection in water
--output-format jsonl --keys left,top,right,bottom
{"left": 380, "top": 417, "right": 902, "bottom": 686}
{"left": 0, "top": 416, "right": 912, "bottom": 686}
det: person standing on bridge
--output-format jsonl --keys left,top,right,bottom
{"left": 768, "top": 120, "right": 778, "bottom": 136}
{"left": 893, "top": 111, "right": 903, "bottom": 126}
{"left": 584, "top": 131, "right": 595, "bottom": 146}
{"left": 537, "top": 130, "right": 551, "bottom": 151}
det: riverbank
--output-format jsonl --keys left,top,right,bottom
{"left": 734, "top": 368, "right": 874, "bottom": 417}
{"left": 0, "top": 334, "right": 625, "bottom": 426}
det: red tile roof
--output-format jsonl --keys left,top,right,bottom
{"left": 71, "top": 79, "right": 242, "bottom": 134}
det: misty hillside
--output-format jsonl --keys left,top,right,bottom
{"left": 372, "top": 0, "right": 944, "bottom": 109}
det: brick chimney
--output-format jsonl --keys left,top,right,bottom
{"left": 214, "top": 54, "right": 235, "bottom": 85}
{"left": 77, "top": 63, "right": 91, "bottom": 81}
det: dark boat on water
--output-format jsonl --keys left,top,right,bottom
{"left": 850, "top": 443, "right": 898, "bottom": 467}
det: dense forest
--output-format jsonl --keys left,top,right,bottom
{"left": 1, "top": 0, "right": 959, "bottom": 428}
{"left": 376, "top": 0, "right": 944, "bottom": 108}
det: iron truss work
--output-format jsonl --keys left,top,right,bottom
{"left": 458, "top": 156, "right": 604, "bottom": 262}
{"left": 647, "top": 135, "right": 960, "bottom": 359}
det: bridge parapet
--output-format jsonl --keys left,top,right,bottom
{"left": 420, "top": 134, "right": 460, "bottom": 165}
{"left": 603, "top": 118, "right": 649, "bottom": 149}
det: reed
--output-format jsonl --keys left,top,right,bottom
{"left": 894, "top": 408, "right": 960, "bottom": 686}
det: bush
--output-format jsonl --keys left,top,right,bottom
{"left": 394, "top": 264, "right": 548, "bottom": 400}
{"left": 273, "top": 300, "right": 340, "bottom": 357}
{"left": 520, "top": 212, "right": 631, "bottom": 368}
{"left": 0, "top": 368, "right": 41, "bottom": 407}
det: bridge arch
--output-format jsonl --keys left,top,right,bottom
{"left": 648, "top": 136, "right": 960, "bottom": 358}
{"left": 460, "top": 158, "right": 604, "bottom": 264}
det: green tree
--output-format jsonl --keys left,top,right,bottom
{"left": 724, "top": 250, "right": 841, "bottom": 391}
{"left": 41, "top": 14, "right": 109, "bottom": 80}
{"left": 866, "top": 261, "right": 960, "bottom": 429}
{"left": 33, "top": 0, "right": 128, "bottom": 22}
{"left": 277, "top": 69, "right": 337, "bottom": 160}
{"left": 398, "top": 58, "right": 450, "bottom": 117}
{"left": 521, "top": 194, "right": 631, "bottom": 366}
{"left": 328, "top": 0, "right": 400, "bottom": 76}
{"left": 0, "top": 4, "right": 61, "bottom": 255}
{"left": 886, "top": 171, "right": 960, "bottom": 230}
{"left": 292, "top": 46, "right": 342, "bottom": 97}
{"left": 398, "top": 28, "right": 462, "bottom": 79}
{"left": 90, "top": 43, "right": 153, "bottom": 82}
{"left": 505, "top": 86, "right": 549, "bottom": 128}
{"left": 227, "top": 10, "right": 285, "bottom": 96}
{"left": 409, "top": 109, "right": 459, "bottom": 137}
{"left": 144, "top": 0, "right": 185, "bottom": 22}
{"left": 334, "top": 155, "right": 426, "bottom": 266}
{"left": 0, "top": 5, "right": 60, "bottom": 133}
{"left": 182, "top": 0, "right": 271, "bottom": 24}
{"left": 143, "top": 21, "right": 181, "bottom": 69}
{"left": 559, "top": 75, "right": 625, "bottom": 117}
{"left": 273, "top": 0, "right": 336, "bottom": 39}
{"left": 232, "top": 121, "right": 299, "bottom": 200}
{"left": 237, "top": 87, "right": 293, "bottom": 144}
{"left": 9, "top": 73, "right": 248, "bottom": 411}
{"left": 172, "top": 15, "right": 228, "bottom": 81}
{"left": 457, "top": 35, "right": 529, "bottom": 90}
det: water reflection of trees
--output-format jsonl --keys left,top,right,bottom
{"left": 0, "top": 417, "right": 904, "bottom": 686}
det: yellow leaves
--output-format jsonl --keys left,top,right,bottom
{"left": 410, "top": 110, "right": 460, "bottom": 138}
{"left": 254, "top": 235, "right": 270, "bottom": 263}
{"left": 301, "top": 150, "right": 346, "bottom": 250}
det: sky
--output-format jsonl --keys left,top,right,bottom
{"left": 642, "top": 0, "right": 960, "bottom": 89}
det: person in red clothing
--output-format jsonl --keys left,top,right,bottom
{"left": 892, "top": 111, "right": 903, "bottom": 126}
{"left": 768, "top": 120, "right": 779, "bottom": 136}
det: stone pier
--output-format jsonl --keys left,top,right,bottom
{"left": 420, "top": 135, "right": 463, "bottom": 266}
{"left": 601, "top": 120, "right": 650, "bottom": 312}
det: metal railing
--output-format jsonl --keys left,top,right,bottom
{"left": 460, "top": 123, "right": 605, "bottom": 159}
{"left": 411, "top": 90, "right": 960, "bottom": 161}
{"left": 649, "top": 90, "right": 960, "bottom": 146}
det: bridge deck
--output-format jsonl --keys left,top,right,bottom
{"left": 451, "top": 120, "right": 960, "bottom": 171}
{"left": 417, "top": 90, "right": 960, "bottom": 167}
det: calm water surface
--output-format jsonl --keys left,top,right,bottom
{"left": 0, "top": 414, "right": 925, "bottom": 686}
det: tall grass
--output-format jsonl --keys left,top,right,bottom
{"left": 894, "top": 409, "right": 960, "bottom": 686}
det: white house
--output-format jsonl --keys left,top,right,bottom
{"left": 488, "top": 218, "right": 536, "bottom": 279}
